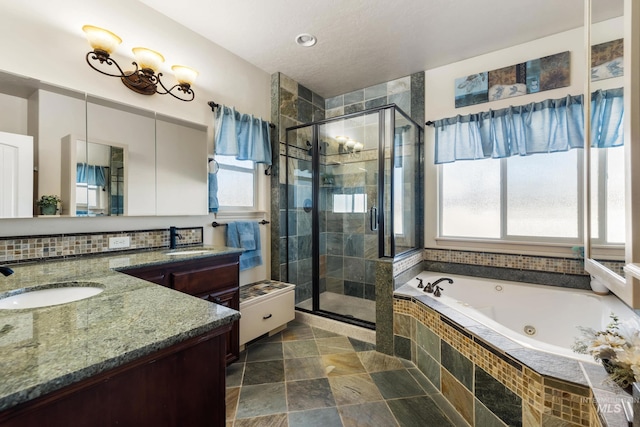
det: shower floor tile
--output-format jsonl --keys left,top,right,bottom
{"left": 297, "top": 291, "right": 376, "bottom": 323}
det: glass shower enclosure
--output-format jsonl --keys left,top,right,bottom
{"left": 283, "top": 105, "right": 423, "bottom": 328}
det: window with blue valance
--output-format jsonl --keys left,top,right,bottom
{"left": 76, "top": 163, "right": 107, "bottom": 186}
{"left": 214, "top": 105, "right": 272, "bottom": 165}
{"left": 434, "top": 88, "right": 623, "bottom": 164}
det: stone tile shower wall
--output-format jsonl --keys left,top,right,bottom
{"left": 0, "top": 227, "right": 203, "bottom": 263}
{"left": 270, "top": 72, "right": 326, "bottom": 303}
{"left": 324, "top": 72, "right": 425, "bottom": 136}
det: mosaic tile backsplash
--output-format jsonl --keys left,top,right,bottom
{"left": 424, "top": 248, "right": 589, "bottom": 275}
{"left": 0, "top": 227, "right": 203, "bottom": 263}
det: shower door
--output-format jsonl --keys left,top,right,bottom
{"left": 316, "top": 112, "right": 380, "bottom": 324}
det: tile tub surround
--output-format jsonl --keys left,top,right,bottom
{"left": 392, "top": 289, "right": 634, "bottom": 427}
{"left": 0, "top": 227, "right": 203, "bottom": 263}
{"left": 0, "top": 247, "right": 241, "bottom": 412}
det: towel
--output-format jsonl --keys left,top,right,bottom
{"left": 236, "top": 221, "right": 256, "bottom": 250}
{"left": 226, "top": 221, "right": 262, "bottom": 271}
{"left": 208, "top": 172, "right": 219, "bottom": 213}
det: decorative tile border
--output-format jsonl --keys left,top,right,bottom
{"left": 393, "top": 250, "right": 423, "bottom": 277}
{"left": 0, "top": 227, "right": 203, "bottom": 263}
{"left": 394, "top": 297, "right": 598, "bottom": 426}
{"left": 424, "top": 248, "right": 590, "bottom": 276}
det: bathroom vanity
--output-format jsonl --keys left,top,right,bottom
{"left": 0, "top": 248, "right": 242, "bottom": 427}
{"left": 121, "top": 252, "right": 241, "bottom": 364}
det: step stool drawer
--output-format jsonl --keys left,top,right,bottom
{"left": 240, "top": 289, "right": 294, "bottom": 345}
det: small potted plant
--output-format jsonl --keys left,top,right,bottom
{"left": 36, "top": 195, "right": 61, "bottom": 215}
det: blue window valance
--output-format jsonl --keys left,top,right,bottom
{"left": 434, "top": 88, "right": 623, "bottom": 164}
{"left": 77, "top": 163, "right": 106, "bottom": 186}
{"left": 214, "top": 105, "right": 272, "bottom": 165}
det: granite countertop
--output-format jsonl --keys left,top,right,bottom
{"left": 0, "top": 246, "right": 243, "bottom": 412}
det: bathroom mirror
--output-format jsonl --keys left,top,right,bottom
{"left": 0, "top": 69, "right": 207, "bottom": 218}
{"left": 585, "top": 0, "right": 626, "bottom": 287}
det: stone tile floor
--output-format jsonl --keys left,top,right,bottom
{"left": 226, "top": 321, "right": 469, "bottom": 426}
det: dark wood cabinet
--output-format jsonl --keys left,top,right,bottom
{"left": 122, "top": 253, "right": 241, "bottom": 364}
{"left": 0, "top": 324, "right": 231, "bottom": 427}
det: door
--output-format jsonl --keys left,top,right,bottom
{"left": 316, "top": 111, "right": 380, "bottom": 324}
{"left": 0, "top": 131, "right": 33, "bottom": 218}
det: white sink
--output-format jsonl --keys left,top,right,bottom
{"left": 0, "top": 283, "right": 104, "bottom": 310}
{"left": 165, "top": 250, "right": 211, "bottom": 256}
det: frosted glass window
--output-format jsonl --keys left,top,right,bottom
{"left": 590, "top": 151, "right": 600, "bottom": 240}
{"left": 441, "top": 159, "right": 500, "bottom": 238}
{"left": 393, "top": 168, "right": 404, "bottom": 233}
{"left": 353, "top": 194, "right": 366, "bottom": 213}
{"left": 507, "top": 151, "right": 578, "bottom": 238}
{"left": 606, "top": 146, "right": 625, "bottom": 243}
{"left": 216, "top": 157, "right": 255, "bottom": 208}
{"left": 333, "top": 193, "right": 367, "bottom": 213}
{"left": 333, "top": 195, "right": 350, "bottom": 213}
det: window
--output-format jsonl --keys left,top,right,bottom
{"left": 333, "top": 193, "right": 367, "bottom": 213}
{"left": 591, "top": 145, "right": 625, "bottom": 244}
{"left": 440, "top": 150, "right": 581, "bottom": 241}
{"left": 440, "top": 158, "right": 500, "bottom": 238}
{"left": 216, "top": 156, "right": 256, "bottom": 209}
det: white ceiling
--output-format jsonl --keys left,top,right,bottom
{"left": 140, "top": 0, "right": 622, "bottom": 98}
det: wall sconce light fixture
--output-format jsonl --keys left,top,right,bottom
{"left": 83, "top": 25, "right": 198, "bottom": 102}
{"left": 336, "top": 136, "right": 363, "bottom": 155}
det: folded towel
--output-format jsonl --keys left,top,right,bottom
{"left": 225, "top": 221, "right": 263, "bottom": 271}
{"left": 208, "top": 172, "right": 219, "bottom": 213}
{"left": 236, "top": 221, "right": 256, "bottom": 250}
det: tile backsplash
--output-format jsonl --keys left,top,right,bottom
{"left": 424, "top": 248, "right": 588, "bottom": 275}
{"left": 0, "top": 227, "right": 203, "bottom": 263}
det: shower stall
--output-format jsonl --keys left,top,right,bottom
{"left": 283, "top": 105, "right": 423, "bottom": 328}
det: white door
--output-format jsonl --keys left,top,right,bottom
{"left": 0, "top": 131, "right": 33, "bottom": 218}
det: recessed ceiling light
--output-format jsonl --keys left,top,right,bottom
{"left": 295, "top": 33, "right": 317, "bottom": 47}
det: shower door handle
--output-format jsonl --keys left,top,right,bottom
{"left": 370, "top": 206, "right": 379, "bottom": 231}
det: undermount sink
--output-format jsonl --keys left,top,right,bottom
{"left": 0, "top": 282, "right": 104, "bottom": 310}
{"left": 165, "top": 250, "right": 211, "bottom": 256}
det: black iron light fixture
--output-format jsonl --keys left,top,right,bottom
{"left": 83, "top": 25, "right": 198, "bottom": 102}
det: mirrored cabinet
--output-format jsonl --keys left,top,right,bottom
{"left": 584, "top": 0, "right": 640, "bottom": 308}
{"left": 0, "top": 71, "right": 208, "bottom": 219}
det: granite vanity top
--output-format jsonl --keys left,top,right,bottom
{"left": 0, "top": 246, "right": 243, "bottom": 412}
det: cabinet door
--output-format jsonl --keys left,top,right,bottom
{"left": 202, "top": 289, "right": 240, "bottom": 364}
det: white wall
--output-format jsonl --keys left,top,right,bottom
{"left": 424, "top": 17, "right": 624, "bottom": 256}
{"left": 0, "top": 0, "right": 272, "bottom": 284}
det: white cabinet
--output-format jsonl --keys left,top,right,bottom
{"left": 239, "top": 281, "right": 295, "bottom": 346}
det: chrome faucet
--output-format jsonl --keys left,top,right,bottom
{"left": 169, "top": 226, "right": 183, "bottom": 249}
{"left": 0, "top": 266, "right": 14, "bottom": 277}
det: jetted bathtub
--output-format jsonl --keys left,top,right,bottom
{"left": 396, "top": 272, "right": 638, "bottom": 362}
